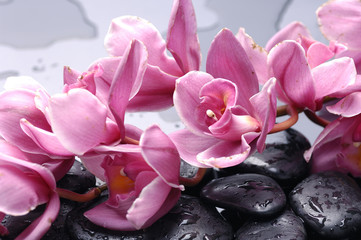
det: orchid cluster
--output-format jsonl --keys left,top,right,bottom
{"left": 1, "top": 0, "right": 361, "bottom": 239}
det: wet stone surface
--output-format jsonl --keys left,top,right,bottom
{"left": 57, "top": 160, "right": 96, "bottom": 193}
{"left": 235, "top": 210, "right": 307, "bottom": 240}
{"left": 201, "top": 173, "right": 286, "bottom": 219}
{"left": 289, "top": 171, "right": 361, "bottom": 239}
{"left": 219, "top": 128, "right": 310, "bottom": 192}
{"left": 147, "top": 194, "right": 233, "bottom": 240}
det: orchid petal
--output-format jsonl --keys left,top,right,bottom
{"left": 306, "top": 42, "right": 335, "bottom": 69}
{"left": 207, "top": 28, "right": 259, "bottom": 109}
{"left": 236, "top": 28, "right": 268, "bottom": 84}
{"left": 173, "top": 71, "right": 214, "bottom": 135}
{"left": 268, "top": 40, "right": 316, "bottom": 110}
{"left": 63, "top": 66, "right": 81, "bottom": 86}
{"left": 312, "top": 57, "right": 357, "bottom": 101}
{"left": 169, "top": 129, "right": 220, "bottom": 168}
{"left": 105, "top": 16, "right": 182, "bottom": 76}
{"left": 48, "top": 89, "right": 108, "bottom": 155}
{"left": 109, "top": 40, "right": 147, "bottom": 137}
{"left": 140, "top": 125, "right": 183, "bottom": 190}
{"left": 167, "top": 0, "right": 201, "bottom": 73}
{"left": 317, "top": 0, "right": 361, "bottom": 49}
{"left": 4, "top": 76, "right": 45, "bottom": 92}
{"left": 265, "top": 21, "right": 312, "bottom": 51}
{"left": 327, "top": 92, "right": 361, "bottom": 117}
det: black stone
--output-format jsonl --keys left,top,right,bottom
{"left": 289, "top": 171, "right": 361, "bottom": 239}
{"left": 57, "top": 160, "right": 96, "bottom": 193}
{"left": 218, "top": 128, "right": 310, "bottom": 192}
{"left": 201, "top": 173, "right": 286, "bottom": 219}
{"left": 235, "top": 210, "right": 307, "bottom": 240}
{"left": 147, "top": 194, "right": 233, "bottom": 240}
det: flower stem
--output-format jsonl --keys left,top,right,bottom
{"left": 122, "top": 136, "right": 140, "bottom": 145}
{"left": 270, "top": 106, "right": 299, "bottom": 134}
{"left": 304, "top": 109, "right": 330, "bottom": 127}
{"left": 56, "top": 184, "right": 108, "bottom": 202}
{"left": 179, "top": 168, "right": 207, "bottom": 187}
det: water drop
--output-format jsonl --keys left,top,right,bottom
{"left": 179, "top": 232, "right": 197, "bottom": 240}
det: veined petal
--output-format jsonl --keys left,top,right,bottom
{"left": 169, "top": 129, "right": 221, "bottom": 168}
{"left": 265, "top": 21, "right": 312, "bottom": 51}
{"left": 167, "top": 0, "right": 201, "bottom": 73}
{"left": 173, "top": 71, "right": 214, "bottom": 135}
{"left": 140, "top": 125, "right": 183, "bottom": 190}
{"left": 268, "top": 40, "right": 316, "bottom": 110}
{"left": 48, "top": 89, "right": 109, "bottom": 155}
{"left": 207, "top": 28, "right": 259, "bottom": 109}
{"left": 317, "top": 0, "right": 361, "bottom": 49}
{"left": 109, "top": 40, "right": 147, "bottom": 137}
{"left": 312, "top": 57, "right": 357, "bottom": 101}
{"left": 105, "top": 16, "right": 182, "bottom": 76}
{"left": 327, "top": 92, "right": 361, "bottom": 117}
{"left": 236, "top": 28, "right": 268, "bottom": 84}
{"left": 306, "top": 41, "right": 335, "bottom": 69}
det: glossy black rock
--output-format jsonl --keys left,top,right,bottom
{"left": 201, "top": 173, "right": 286, "bottom": 219}
{"left": 289, "top": 171, "right": 361, "bottom": 239}
{"left": 219, "top": 128, "right": 310, "bottom": 192}
{"left": 147, "top": 194, "right": 233, "bottom": 240}
{"left": 235, "top": 210, "right": 307, "bottom": 240}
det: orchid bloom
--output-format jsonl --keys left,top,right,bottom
{"left": 305, "top": 92, "right": 361, "bottom": 177}
{"left": 170, "top": 28, "right": 277, "bottom": 168}
{"left": 84, "top": 125, "right": 184, "bottom": 231}
{"left": 101, "top": 0, "right": 200, "bottom": 111}
{"left": 317, "top": 0, "right": 361, "bottom": 73}
{"left": 0, "top": 139, "right": 59, "bottom": 240}
{"left": 268, "top": 40, "right": 358, "bottom": 111}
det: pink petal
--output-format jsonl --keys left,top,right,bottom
{"left": 197, "top": 136, "right": 253, "bottom": 168}
{"left": 20, "top": 119, "right": 74, "bottom": 156}
{"left": 109, "top": 40, "right": 147, "bottom": 137}
{"left": 327, "top": 92, "right": 361, "bottom": 117}
{"left": 265, "top": 21, "right": 312, "bottom": 51}
{"left": 63, "top": 66, "right": 81, "bottom": 85}
{"left": 312, "top": 57, "right": 357, "bottom": 101}
{"left": 105, "top": 16, "right": 182, "bottom": 76}
{"left": 317, "top": 0, "right": 361, "bottom": 49}
{"left": 236, "top": 28, "right": 268, "bottom": 84}
{"left": 268, "top": 40, "right": 316, "bottom": 110}
{"left": 167, "top": 0, "right": 201, "bottom": 73}
{"left": 4, "top": 76, "right": 45, "bottom": 92}
{"left": 306, "top": 41, "right": 335, "bottom": 69}
{"left": 48, "top": 89, "right": 109, "bottom": 155}
{"left": 140, "top": 125, "right": 183, "bottom": 190}
{"left": 126, "top": 64, "right": 178, "bottom": 111}
{"left": 207, "top": 28, "right": 259, "bottom": 109}
{"left": 169, "top": 129, "right": 220, "bottom": 168}
{"left": 127, "top": 176, "right": 174, "bottom": 229}
{"left": 173, "top": 71, "right": 214, "bottom": 135}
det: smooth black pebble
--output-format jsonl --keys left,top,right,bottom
{"left": 201, "top": 173, "right": 286, "bottom": 219}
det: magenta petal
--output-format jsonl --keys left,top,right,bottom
{"left": 169, "top": 129, "right": 220, "bottom": 168}
{"left": 236, "top": 28, "right": 268, "bottom": 84}
{"left": 48, "top": 89, "right": 108, "bottom": 155}
{"left": 173, "top": 71, "right": 214, "bottom": 134}
{"left": 127, "top": 176, "right": 173, "bottom": 229}
{"left": 197, "top": 137, "right": 252, "bottom": 168}
{"left": 105, "top": 16, "right": 182, "bottom": 76}
{"left": 312, "top": 57, "right": 357, "bottom": 101}
{"left": 63, "top": 66, "right": 81, "bottom": 86}
{"left": 207, "top": 28, "right": 259, "bottom": 109}
{"left": 140, "top": 125, "right": 183, "bottom": 190}
{"left": 109, "top": 40, "right": 147, "bottom": 137}
{"left": 317, "top": 0, "right": 361, "bottom": 49}
{"left": 20, "top": 119, "right": 74, "bottom": 156}
{"left": 268, "top": 40, "right": 316, "bottom": 110}
{"left": 265, "top": 21, "right": 312, "bottom": 51}
{"left": 306, "top": 42, "right": 335, "bottom": 69}
{"left": 327, "top": 92, "right": 361, "bottom": 117}
{"left": 167, "top": 0, "right": 201, "bottom": 73}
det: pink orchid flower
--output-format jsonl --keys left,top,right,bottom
{"left": 170, "top": 28, "right": 277, "bottom": 168}
{"left": 317, "top": 0, "right": 361, "bottom": 73}
{"left": 0, "top": 139, "right": 59, "bottom": 239}
{"left": 268, "top": 39, "right": 359, "bottom": 111}
{"left": 305, "top": 92, "right": 361, "bottom": 177}
{"left": 84, "top": 124, "right": 184, "bottom": 231}
{"left": 101, "top": 0, "right": 200, "bottom": 111}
